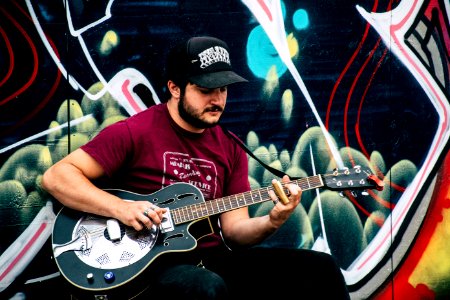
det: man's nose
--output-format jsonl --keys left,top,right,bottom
{"left": 209, "top": 88, "right": 226, "bottom": 102}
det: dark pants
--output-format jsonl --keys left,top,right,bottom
{"left": 10, "top": 244, "right": 350, "bottom": 299}
{"left": 148, "top": 247, "right": 350, "bottom": 299}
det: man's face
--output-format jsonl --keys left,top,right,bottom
{"left": 178, "top": 83, "right": 228, "bottom": 129}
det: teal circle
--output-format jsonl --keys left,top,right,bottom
{"left": 246, "top": 26, "right": 287, "bottom": 79}
{"left": 293, "top": 9, "right": 309, "bottom": 30}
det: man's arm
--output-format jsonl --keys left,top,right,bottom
{"left": 42, "top": 148, "right": 166, "bottom": 231}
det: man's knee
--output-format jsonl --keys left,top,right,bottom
{"left": 154, "top": 265, "right": 228, "bottom": 299}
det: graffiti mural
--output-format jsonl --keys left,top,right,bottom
{"left": 0, "top": 0, "right": 449, "bottom": 299}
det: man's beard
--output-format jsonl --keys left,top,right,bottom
{"left": 178, "top": 94, "right": 221, "bottom": 129}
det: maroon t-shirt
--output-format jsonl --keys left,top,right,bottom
{"left": 81, "top": 104, "right": 250, "bottom": 249}
{"left": 81, "top": 103, "right": 250, "bottom": 198}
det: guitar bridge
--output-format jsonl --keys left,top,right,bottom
{"left": 160, "top": 208, "right": 174, "bottom": 233}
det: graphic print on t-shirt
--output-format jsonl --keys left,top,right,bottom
{"left": 162, "top": 152, "right": 218, "bottom": 199}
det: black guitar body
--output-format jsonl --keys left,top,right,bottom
{"left": 51, "top": 167, "right": 382, "bottom": 299}
{"left": 52, "top": 183, "right": 210, "bottom": 299}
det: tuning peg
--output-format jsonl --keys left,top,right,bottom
{"left": 333, "top": 168, "right": 339, "bottom": 176}
{"left": 368, "top": 174, "right": 385, "bottom": 191}
{"left": 353, "top": 165, "right": 362, "bottom": 173}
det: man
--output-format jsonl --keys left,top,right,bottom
{"left": 43, "top": 36, "right": 349, "bottom": 299}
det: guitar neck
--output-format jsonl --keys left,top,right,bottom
{"left": 170, "top": 175, "right": 324, "bottom": 225}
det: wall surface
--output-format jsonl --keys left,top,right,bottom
{"left": 0, "top": 0, "right": 449, "bottom": 299}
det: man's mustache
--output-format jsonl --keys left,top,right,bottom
{"left": 204, "top": 105, "right": 223, "bottom": 112}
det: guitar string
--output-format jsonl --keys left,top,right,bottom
{"left": 173, "top": 176, "right": 324, "bottom": 224}
{"left": 174, "top": 170, "right": 373, "bottom": 223}
{"left": 75, "top": 178, "right": 314, "bottom": 238}
{"left": 75, "top": 170, "right": 367, "bottom": 237}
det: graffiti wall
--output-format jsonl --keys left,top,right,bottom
{"left": 1, "top": 0, "right": 449, "bottom": 299}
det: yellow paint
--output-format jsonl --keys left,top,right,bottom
{"left": 287, "top": 33, "right": 299, "bottom": 59}
{"left": 409, "top": 189, "right": 450, "bottom": 292}
{"left": 281, "top": 89, "right": 293, "bottom": 122}
{"left": 100, "top": 30, "right": 119, "bottom": 55}
{"left": 263, "top": 66, "right": 279, "bottom": 97}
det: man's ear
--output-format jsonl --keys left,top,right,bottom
{"left": 167, "top": 80, "right": 180, "bottom": 98}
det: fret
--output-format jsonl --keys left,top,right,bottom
{"left": 257, "top": 189, "right": 264, "bottom": 204}
{"left": 239, "top": 194, "right": 246, "bottom": 206}
{"left": 247, "top": 191, "right": 255, "bottom": 205}
{"left": 216, "top": 199, "right": 221, "bottom": 213}
{"left": 248, "top": 192, "right": 254, "bottom": 205}
{"left": 225, "top": 196, "right": 233, "bottom": 210}
{"left": 218, "top": 199, "right": 223, "bottom": 213}
{"left": 318, "top": 175, "right": 324, "bottom": 188}
{"left": 306, "top": 176, "right": 311, "bottom": 190}
{"left": 220, "top": 197, "right": 226, "bottom": 212}
{"left": 232, "top": 195, "right": 238, "bottom": 209}
{"left": 310, "top": 175, "right": 322, "bottom": 190}
{"left": 197, "top": 203, "right": 205, "bottom": 218}
{"left": 220, "top": 197, "right": 227, "bottom": 212}
{"left": 265, "top": 187, "right": 271, "bottom": 203}
{"left": 298, "top": 178, "right": 307, "bottom": 191}
{"left": 171, "top": 209, "right": 179, "bottom": 224}
{"left": 199, "top": 202, "right": 207, "bottom": 217}
{"left": 236, "top": 194, "right": 242, "bottom": 207}
{"left": 207, "top": 200, "right": 214, "bottom": 216}
{"left": 216, "top": 198, "right": 221, "bottom": 212}
{"left": 236, "top": 194, "right": 243, "bottom": 208}
{"left": 173, "top": 208, "right": 180, "bottom": 223}
{"left": 178, "top": 206, "right": 186, "bottom": 222}
{"left": 191, "top": 205, "right": 197, "bottom": 221}
{"left": 238, "top": 194, "right": 245, "bottom": 206}
{"left": 177, "top": 207, "right": 184, "bottom": 223}
{"left": 191, "top": 204, "right": 198, "bottom": 220}
{"left": 178, "top": 208, "right": 185, "bottom": 222}
{"left": 250, "top": 191, "right": 257, "bottom": 204}
{"left": 215, "top": 198, "right": 220, "bottom": 213}
{"left": 226, "top": 196, "right": 232, "bottom": 209}
{"left": 244, "top": 193, "right": 248, "bottom": 206}
{"left": 181, "top": 205, "right": 189, "bottom": 222}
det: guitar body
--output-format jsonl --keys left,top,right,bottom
{"left": 51, "top": 167, "right": 383, "bottom": 299}
{"left": 52, "top": 183, "right": 211, "bottom": 298}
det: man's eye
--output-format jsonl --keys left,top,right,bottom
{"left": 198, "top": 87, "right": 226, "bottom": 94}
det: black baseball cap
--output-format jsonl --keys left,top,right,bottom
{"left": 166, "top": 36, "right": 248, "bottom": 88}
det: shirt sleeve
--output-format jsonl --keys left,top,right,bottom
{"left": 80, "top": 120, "right": 133, "bottom": 177}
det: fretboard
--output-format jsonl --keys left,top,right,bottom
{"left": 171, "top": 174, "right": 324, "bottom": 225}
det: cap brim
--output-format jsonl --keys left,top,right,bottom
{"left": 189, "top": 70, "right": 248, "bottom": 89}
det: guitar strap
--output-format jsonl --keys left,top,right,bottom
{"left": 221, "top": 125, "right": 302, "bottom": 180}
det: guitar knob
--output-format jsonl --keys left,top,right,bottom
{"left": 104, "top": 271, "right": 115, "bottom": 283}
{"left": 86, "top": 273, "right": 94, "bottom": 282}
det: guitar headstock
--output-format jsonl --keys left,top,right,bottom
{"left": 322, "top": 166, "right": 384, "bottom": 191}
